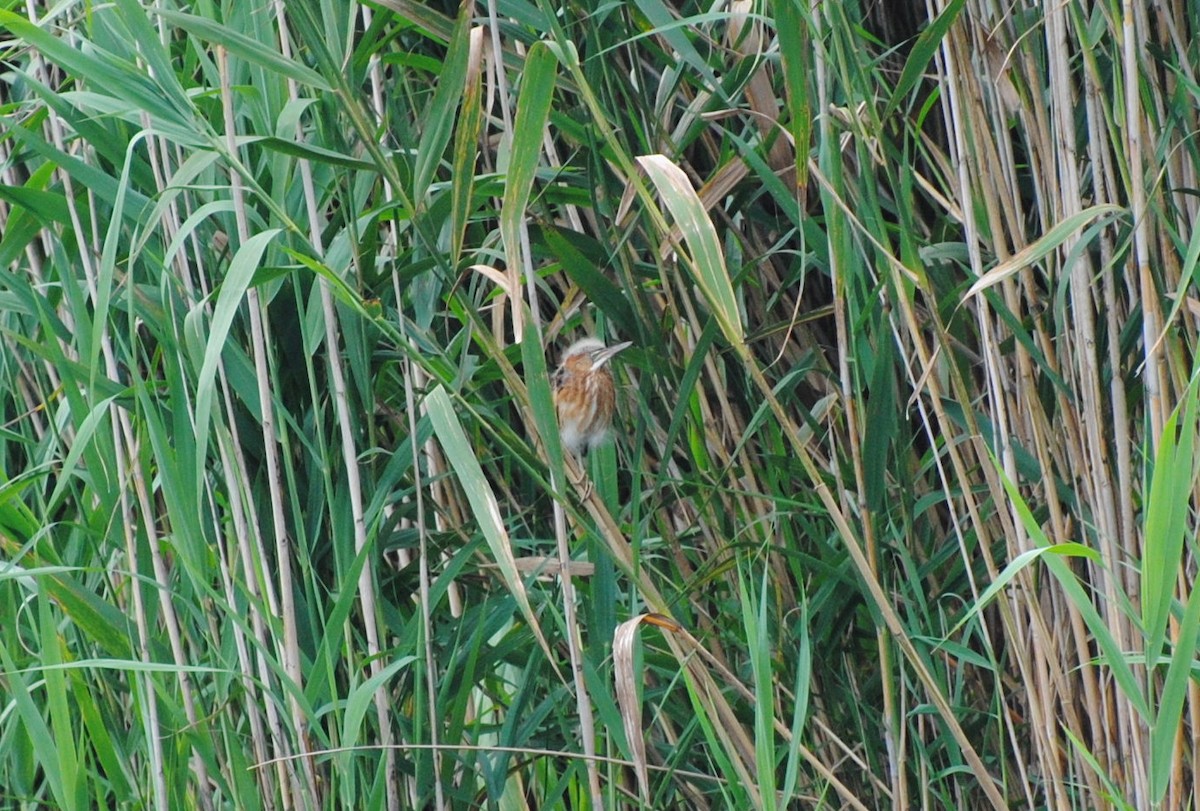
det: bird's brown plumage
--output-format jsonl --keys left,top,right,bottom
{"left": 553, "top": 338, "right": 631, "bottom": 455}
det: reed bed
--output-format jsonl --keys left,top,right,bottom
{"left": 1, "top": 0, "right": 1198, "bottom": 808}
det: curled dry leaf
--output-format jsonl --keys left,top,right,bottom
{"left": 613, "top": 612, "right": 683, "bottom": 803}
{"left": 468, "top": 263, "right": 517, "bottom": 299}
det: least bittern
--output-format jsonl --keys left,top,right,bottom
{"left": 553, "top": 337, "right": 632, "bottom": 456}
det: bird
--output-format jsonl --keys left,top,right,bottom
{"left": 553, "top": 337, "right": 633, "bottom": 456}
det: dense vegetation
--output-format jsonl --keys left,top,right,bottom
{"left": 2, "top": 1, "right": 1199, "bottom": 808}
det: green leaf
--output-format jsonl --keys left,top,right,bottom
{"left": 250, "top": 136, "right": 375, "bottom": 170}
{"left": 450, "top": 26, "right": 485, "bottom": 265}
{"left": 1141, "top": 385, "right": 1197, "bottom": 668}
{"left": 500, "top": 41, "right": 558, "bottom": 334}
{"left": 629, "top": 0, "right": 722, "bottom": 99}
{"left": 990, "top": 457, "right": 1149, "bottom": 720}
{"left": 775, "top": 0, "right": 812, "bottom": 187}
{"left": 638, "top": 154, "right": 744, "bottom": 343}
{"left": 425, "top": 385, "right": 557, "bottom": 663}
{"left": 1151, "top": 564, "right": 1200, "bottom": 803}
{"left": 0, "top": 9, "right": 194, "bottom": 131}
{"left": 964, "top": 204, "right": 1125, "bottom": 300}
{"left": 1144, "top": 375, "right": 1200, "bottom": 804}
{"left": 188, "top": 229, "right": 282, "bottom": 491}
{"left": 0, "top": 185, "right": 70, "bottom": 225}
{"left": 0, "top": 637, "right": 67, "bottom": 808}
{"left": 884, "top": 0, "right": 966, "bottom": 119}
{"left": 340, "top": 656, "right": 416, "bottom": 752}
{"left": 521, "top": 327, "right": 562, "bottom": 483}
{"left": 153, "top": 8, "right": 333, "bottom": 91}
{"left": 412, "top": 3, "right": 474, "bottom": 203}
{"left": 540, "top": 226, "right": 636, "bottom": 336}
{"left": 943, "top": 542, "right": 1099, "bottom": 640}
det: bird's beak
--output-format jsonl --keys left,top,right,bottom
{"left": 592, "top": 340, "right": 633, "bottom": 369}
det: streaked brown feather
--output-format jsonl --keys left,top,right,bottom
{"left": 553, "top": 338, "right": 627, "bottom": 455}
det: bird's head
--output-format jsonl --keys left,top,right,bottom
{"left": 560, "top": 338, "right": 633, "bottom": 372}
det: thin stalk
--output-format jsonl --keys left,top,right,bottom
{"left": 24, "top": 5, "right": 170, "bottom": 803}
{"left": 124, "top": 415, "right": 213, "bottom": 811}
{"left": 812, "top": 2, "right": 901, "bottom": 805}
{"left": 745, "top": 351, "right": 1007, "bottom": 809}
{"left": 212, "top": 419, "right": 281, "bottom": 802}
{"left": 218, "top": 45, "right": 314, "bottom": 810}
{"left": 276, "top": 3, "right": 403, "bottom": 807}
{"left": 552, "top": 477, "right": 603, "bottom": 807}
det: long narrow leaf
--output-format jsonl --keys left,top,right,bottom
{"left": 425, "top": 385, "right": 556, "bottom": 664}
{"left": 638, "top": 154, "right": 744, "bottom": 344}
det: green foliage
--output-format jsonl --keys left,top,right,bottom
{"left": 2, "top": 0, "right": 1200, "bottom": 809}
